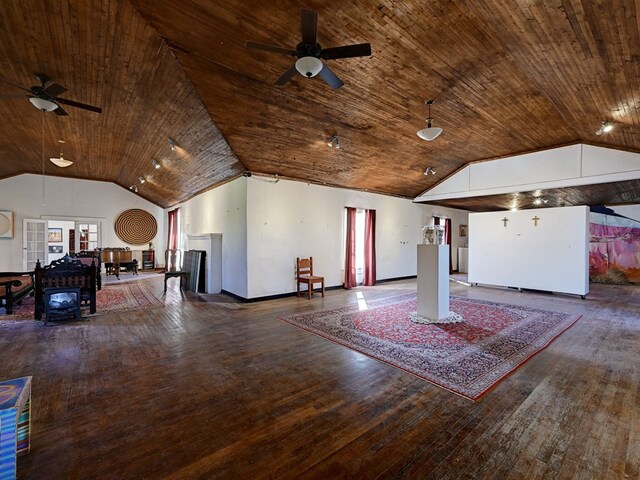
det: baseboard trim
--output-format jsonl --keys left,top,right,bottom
{"left": 223, "top": 277, "right": 421, "bottom": 303}
{"left": 376, "top": 275, "right": 417, "bottom": 284}
{"left": 222, "top": 285, "right": 344, "bottom": 303}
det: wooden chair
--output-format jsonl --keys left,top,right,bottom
{"left": 296, "top": 257, "right": 324, "bottom": 300}
{"left": 74, "top": 250, "right": 102, "bottom": 290}
{"left": 163, "top": 249, "right": 189, "bottom": 294}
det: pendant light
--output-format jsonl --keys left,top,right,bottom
{"left": 417, "top": 99, "right": 443, "bottom": 141}
{"left": 50, "top": 141, "right": 73, "bottom": 168}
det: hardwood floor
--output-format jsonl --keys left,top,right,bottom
{"left": 1, "top": 276, "right": 638, "bottom": 479}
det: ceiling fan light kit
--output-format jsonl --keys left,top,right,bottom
{"left": 1, "top": 73, "right": 102, "bottom": 116}
{"left": 296, "top": 57, "right": 323, "bottom": 78}
{"left": 245, "top": 8, "right": 371, "bottom": 89}
{"left": 29, "top": 97, "right": 58, "bottom": 111}
{"left": 417, "top": 100, "right": 443, "bottom": 141}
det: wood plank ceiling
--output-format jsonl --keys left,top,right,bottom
{"left": 0, "top": 0, "right": 638, "bottom": 209}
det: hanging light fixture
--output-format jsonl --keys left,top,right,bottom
{"left": 417, "top": 99, "right": 443, "bottom": 141}
{"left": 49, "top": 139, "right": 73, "bottom": 167}
{"left": 49, "top": 152, "right": 73, "bottom": 168}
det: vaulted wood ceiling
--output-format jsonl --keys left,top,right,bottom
{"left": 0, "top": 0, "right": 638, "bottom": 209}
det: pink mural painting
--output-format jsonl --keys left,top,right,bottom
{"left": 589, "top": 212, "right": 640, "bottom": 284}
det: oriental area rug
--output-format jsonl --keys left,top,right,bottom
{"left": 278, "top": 293, "right": 581, "bottom": 400}
{"left": 0, "top": 281, "right": 163, "bottom": 323}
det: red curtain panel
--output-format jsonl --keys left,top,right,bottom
{"left": 363, "top": 209, "right": 376, "bottom": 286}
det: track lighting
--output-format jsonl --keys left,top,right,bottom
{"left": 327, "top": 134, "right": 340, "bottom": 148}
{"left": 417, "top": 99, "right": 443, "bottom": 141}
{"left": 152, "top": 159, "right": 160, "bottom": 169}
{"left": 423, "top": 166, "right": 436, "bottom": 175}
{"left": 167, "top": 137, "right": 177, "bottom": 151}
{"left": 595, "top": 121, "right": 613, "bottom": 135}
{"left": 129, "top": 185, "right": 138, "bottom": 193}
{"left": 138, "top": 176, "right": 145, "bottom": 184}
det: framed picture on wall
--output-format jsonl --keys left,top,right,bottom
{"left": 459, "top": 224, "right": 468, "bottom": 237}
{"left": 0, "top": 210, "right": 13, "bottom": 238}
{"left": 48, "top": 227, "right": 63, "bottom": 243}
{"left": 49, "top": 245, "right": 63, "bottom": 254}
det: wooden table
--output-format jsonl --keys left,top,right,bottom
{"left": 0, "top": 376, "right": 32, "bottom": 480}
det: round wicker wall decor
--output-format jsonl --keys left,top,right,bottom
{"left": 114, "top": 209, "right": 157, "bottom": 245}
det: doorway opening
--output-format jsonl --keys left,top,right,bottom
{"left": 23, "top": 217, "right": 102, "bottom": 270}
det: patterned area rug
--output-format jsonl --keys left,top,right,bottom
{"left": 0, "top": 282, "right": 163, "bottom": 323}
{"left": 279, "top": 293, "right": 581, "bottom": 400}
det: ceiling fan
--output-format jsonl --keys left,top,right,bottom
{"left": 0, "top": 73, "right": 102, "bottom": 115}
{"left": 245, "top": 8, "right": 372, "bottom": 89}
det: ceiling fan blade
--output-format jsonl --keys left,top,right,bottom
{"left": 245, "top": 41, "right": 296, "bottom": 56}
{"left": 43, "top": 82, "right": 68, "bottom": 97}
{"left": 53, "top": 104, "right": 69, "bottom": 116}
{"left": 300, "top": 8, "right": 318, "bottom": 45}
{"left": 317, "top": 63, "right": 344, "bottom": 89}
{"left": 0, "top": 78, "right": 31, "bottom": 93}
{"left": 321, "top": 43, "right": 372, "bottom": 60}
{"left": 55, "top": 97, "right": 102, "bottom": 114}
{"left": 275, "top": 64, "right": 299, "bottom": 86}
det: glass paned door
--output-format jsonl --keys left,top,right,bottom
{"left": 75, "top": 222, "right": 100, "bottom": 252}
{"left": 23, "top": 219, "right": 47, "bottom": 270}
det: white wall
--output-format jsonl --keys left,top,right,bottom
{"left": 0, "top": 174, "right": 165, "bottom": 271}
{"left": 177, "top": 178, "right": 248, "bottom": 298}
{"left": 176, "top": 176, "right": 468, "bottom": 299}
{"left": 46, "top": 219, "right": 74, "bottom": 262}
{"left": 468, "top": 206, "right": 589, "bottom": 295}
{"left": 416, "top": 144, "right": 640, "bottom": 202}
{"left": 245, "top": 178, "right": 468, "bottom": 298}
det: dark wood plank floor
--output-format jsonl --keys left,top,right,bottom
{"left": 1, "top": 276, "right": 638, "bottom": 479}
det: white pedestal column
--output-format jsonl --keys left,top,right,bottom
{"left": 417, "top": 244, "right": 450, "bottom": 320}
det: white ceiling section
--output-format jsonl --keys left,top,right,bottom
{"left": 414, "top": 145, "right": 640, "bottom": 203}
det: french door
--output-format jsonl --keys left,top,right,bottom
{"left": 75, "top": 221, "right": 100, "bottom": 252}
{"left": 23, "top": 219, "right": 47, "bottom": 271}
